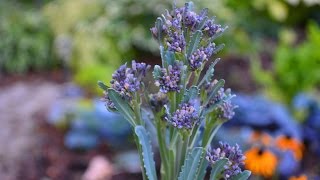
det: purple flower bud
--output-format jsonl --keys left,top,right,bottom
{"left": 203, "top": 19, "right": 224, "bottom": 37}
{"left": 166, "top": 31, "right": 186, "bottom": 53}
{"left": 205, "top": 81, "right": 236, "bottom": 120}
{"left": 189, "top": 43, "right": 214, "bottom": 70}
{"left": 150, "top": 25, "right": 168, "bottom": 40}
{"left": 184, "top": 11, "right": 198, "bottom": 29}
{"left": 218, "top": 100, "right": 236, "bottom": 120}
{"left": 155, "top": 61, "right": 183, "bottom": 93}
{"left": 149, "top": 92, "right": 169, "bottom": 112}
{"left": 206, "top": 142, "right": 245, "bottom": 179}
{"left": 169, "top": 102, "right": 199, "bottom": 129}
{"left": 132, "top": 60, "right": 151, "bottom": 77}
{"left": 102, "top": 91, "right": 116, "bottom": 110}
{"left": 150, "top": 27, "right": 159, "bottom": 39}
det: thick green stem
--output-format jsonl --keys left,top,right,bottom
{"left": 169, "top": 129, "right": 179, "bottom": 149}
{"left": 155, "top": 113, "right": 169, "bottom": 180}
{"left": 193, "top": 70, "right": 201, "bottom": 85}
{"left": 177, "top": 134, "right": 189, "bottom": 177}
{"left": 168, "top": 149, "right": 175, "bottom": 180}
{"left": 204, "top": 123, "right": 222, "bottom": 149}
{"left": 188, "top": 123, "right": 200, "bottom": 148}
{"left": 169, "top": 92, "right": 177, "bottom": 113}
{"left": 133, "top": 93, "right": 143, "bottom": 125}
{"left": 202, "top": 120, "right": 216, "bottom": 147}
{"left": 168, "top": 129, "right": 179, "bottom": 180}
{"left": 169, "top": 91, "right": 177, "bottom": 141}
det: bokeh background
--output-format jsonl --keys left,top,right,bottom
{"left": 0, "top": 0, "right": 319, "bottom": 179}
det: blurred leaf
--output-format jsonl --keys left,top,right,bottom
{"left": 187, "top": 30, "right": 202, "bottom": 58}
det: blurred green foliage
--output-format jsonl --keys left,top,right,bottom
{"left": 0, "top": 1, "right": 56, "bottom": 74}
{"left": 203, "top": 0, "right": 320, "bottom": 55}
{"left": 252, "top": 22, "right": 320, "bottom": 106}
{"left": 43, "top": 0, "right": 172, "bottom": 93}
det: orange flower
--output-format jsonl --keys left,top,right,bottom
{"left": 244, "top": 147, "right": 278, "bottom": 178}
{"left": 250, "top": 131, "right": 272, "bottom": 146}
{"left": 289, "top": 174, "right": 308, "bottom": 180}
{"left": 276, "top": 135, "right": 304, "bottom": 160}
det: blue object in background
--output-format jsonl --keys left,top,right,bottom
{"left": 93, "top": 99, "right": 131, "bottom": 147}
{"left": 303, "top": 100, "right": 320, "bottom": 156}
{"left": 62, "top": 83, "right": 84, "bottom": 98}
{"left": 227, "top": 94, "right": 301, "bottom": 139}
{"left": 48, "top": 95, "right": 131, "bottom": 150}
{"left": 65, "top": 130, "right": 99, "bottom": 150}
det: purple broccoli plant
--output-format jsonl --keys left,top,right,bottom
{"left": 99, "top": 2, "right": 249, "bottom": 180}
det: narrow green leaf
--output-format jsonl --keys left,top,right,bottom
{"left": 203, "top": 94, "right": 235, "bottom": 116}
{"left": 165, "top": 51, "right": 175, "bottom": 66}
{"left": 185, "top": 1, "right": 194, "bottom": 11}
{"left": 230, "top": 170, "right": 251, "bottom": 180}
{"left": 156, "top": 17, "right": 163, "bottom": 44}
{"left": 209, "top": 26, "right": 228, "bottom": 42}
{"left": 178, "top": 147, "right": 205, "bottom": 180}
{"left": 198, "top": 58, "right": 220, "bottom": 87}
{"left": 135, "top": 126, "right": 158, "bottom": 180}
{"left": 213, "top": 44, "right": 225, "bottom": 54}
{"left": 195, "top": 159, "right": 209, "bottom": 180}
{"left": 183, "top": 1, "right": 194, "bottom": 26}
{"left": 97, "top": 81, "right": 109, "bottom": 91}
{"left": 160, "top": 46, "right": 166, "bottom": 67}
{"left": 187, "top": 30, "right": 202, "bottom": 58}
{"left": 153, "top": 65, "right": 162, "bottom": 80}
{"left": 164, "top": 105, "right": 171, "bottom": 119}
{"left": 196, "top": 8, "right": 208, "bottom": 31}
{"left": 206, "top": 79, "right": 225, "bottom": 104}
{"left": 197, "top": 16, "right": 208, "bottom": 31}
{"left": 182, "top": 86, "right": 199, "bottom": 103}
{"left": 107, "top": 89, "right": 136, "bottom": 126}
{"left": 209, "top": 158, "right": 228, "bottom": 180}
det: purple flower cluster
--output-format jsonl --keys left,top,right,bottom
{"left": 132, "top": 60, "right": 150, "bottom": 77}
{"left": 149, "top": 92, "right": 169, "bottom": 112}
{"left": 203, "top": 19, "right": 224, "bottom": 37}
{"left": 166, "top": 31, "right": 186, "bottom": 53}
{"left": 103, "top": 61, "right": 150, "bottom": 109}
{"left": 205, "top": 80, "right": 227, "bottom": 105}
{"left": 218, "top": 100, "right": 236, "bottom": 120}
{"left": 169, "top": 102, "right": 199, "bottom": 129}
{"left": 189, "top": 43, "right": 214, "bottom": 70}
{"left": 151, "top": 3, "right": 224, "bottom": 55}
{"left": 111, "top": 61, "right": 150, "bottom": 97}
{"left": 155, "top": 62, "right": 183, "bottom": 93}
{"left": 206, "top": 142, "right": 245, "bottom": 179}
{"left": 164, "top": 8, "right": 186, "bottom": 53}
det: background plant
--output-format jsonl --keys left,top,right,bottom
{"left": 0, "top": 1, "right": 57, "bottom": 74}
{"left": 99, "top": 2, "right": 251, "bottom": 180}
{"left": 252, "top": 22, "right": 320, "bottom": 107}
